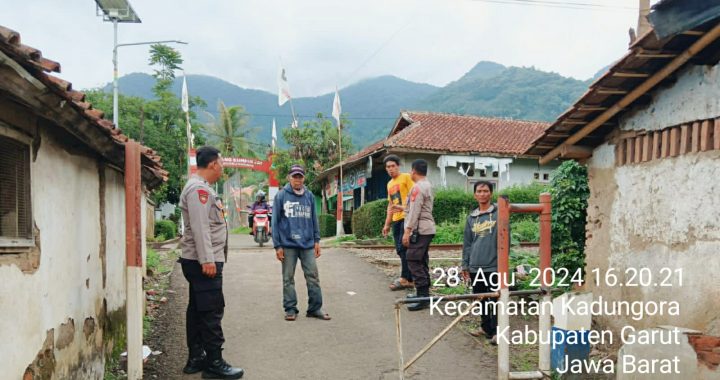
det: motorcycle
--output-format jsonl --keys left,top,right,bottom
{"left": 251, "top": 209, "right": 271, "bottom": 247}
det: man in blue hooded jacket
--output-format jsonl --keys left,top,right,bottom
{"left": 272, "top": 164, "right": 331, "bottom": 321}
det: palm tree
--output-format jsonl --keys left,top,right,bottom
{"left": 204, "top": 101, "right": 255, "bottom": 158}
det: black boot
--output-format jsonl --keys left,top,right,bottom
{"left": 183, "top": 346, "right": 206, "bottom": 374}
{"left": 407, "top": 286, "right": 430, "bottom": 311}
{"left": 202, "top": 349, "right": 244, "bottom": 379}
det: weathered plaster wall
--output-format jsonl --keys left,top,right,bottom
{"left": 585, "top": 63, "right": 720, "bottom": 335}
{"left": 622, "top": 64, "right": 720, "bottom": 130}
{"left": 0, "top": 127, "right": 130, "bottom": 379}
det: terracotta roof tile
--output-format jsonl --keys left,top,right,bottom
{"left": 0, "top": 24, "right": 165, "bottom": 187}
{"left": 387, "top": 111, "right": 550, "bottom": 155}
{"left": 316, "top": 112, "right": 549, "bottom": 181}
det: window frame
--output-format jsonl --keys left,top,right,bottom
{"left": 0, "top": 122, "right": 34, "bottom": 248}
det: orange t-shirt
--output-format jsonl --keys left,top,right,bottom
{"left": 387, "top": 173, "right": 414, "bottom": 222}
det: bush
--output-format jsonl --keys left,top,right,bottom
{"left": 351, "top": 199, "right": 388, "bottom": 239}
{"left": 432, "top": 188, "right": 476, "bottom": 225}
{"left": 155, "top": 220, "right": 177, "bottom": 240}
{"left": 168, "top": 207, "right": 181, "bottom": 225}
{"left": 432, "top": 222, "right": 464, "bottom": 244}
{"left": 497, "top": 182, "right": 549, "bottom": 203}
{"left": 511, "top": 219, "right": 539, "bottom": 242}
{"left": 351, "top": 183, "right": 552, "bottom": 240}
{"left": 319, "top": 214, "right": 336, "bottom": 238}
{"left": 550, "top": 161, "right": 589, "bottom": 276}
{"left": 498, "top": 183, "right": 549, "bottom": 224}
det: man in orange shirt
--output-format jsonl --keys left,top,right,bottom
{"left": 381, "top": 155, "right": 415, "bottom": 291}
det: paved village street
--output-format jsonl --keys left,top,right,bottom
{"left": 145, "top": 234, "right": 497, "bottom": 379}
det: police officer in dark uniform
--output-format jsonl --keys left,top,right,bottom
{"left": 398, "top": 159, "right": 436, "bottom": 311}
{"left": 179, "top": 146, "right": 243, "bottom": 379}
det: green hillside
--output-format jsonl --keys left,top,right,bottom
{"left": 99, "top": 61, "right": 595, "bottom": 149}
{"left": 105, "top": 73, "right": 437, "bottom": 150}
{"left": 419, "top": 63, "right": 589, "bottom": 121}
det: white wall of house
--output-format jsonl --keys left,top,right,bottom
{"left": 396, "top": 153, "right": 558, "bottom": 191}
{"left": 0, "top": 127, "right": 139, "bottom": 378}
{"left": 585, "top": 62, "right": 720, "bottom": 335}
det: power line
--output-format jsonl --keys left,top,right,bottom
{"left": 471, "top": 0, "right": 636, "bottom": 11}
{"left": 340, "top": 17, "right": 415, "bottom": 88}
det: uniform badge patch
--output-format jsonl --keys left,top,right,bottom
{"left": 197, "top": 189, "right": 209, "bottom": 204}
{"left": 410, "top": 187, "right": 419, "bottom": 202}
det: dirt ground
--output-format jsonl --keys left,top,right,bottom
{"left": 143, "top": 235, "right": 499, "bottom": 379}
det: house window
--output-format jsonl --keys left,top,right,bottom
{"left": 534, "top": 172, "right": 540, "bottom": 180}
{"left": 492, "top": 171, "right": 499, "bottom": 178}
{"left": 0, "top": 135, "right": 33, "bottom": 247}
{"left": 543, "top": 173, "right": 550, "bottom": 181}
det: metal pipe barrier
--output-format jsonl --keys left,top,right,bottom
{"left": 394, "top": 287, "right": 563, "bottom": 379}
{"left": 393, "top": 193, "right": 553, "bottom": 380}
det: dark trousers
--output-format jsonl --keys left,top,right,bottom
{"left": 392, "top": 220, "right": 412, "bottom": 281}
{"left": 407, "top": 234, "right": 434, "bottom": 290}
{"left": 471, "top": 272, "right": 498, "bottom": 338}
{"left": 181, "top": 259, "right": 226, "bottom": 354}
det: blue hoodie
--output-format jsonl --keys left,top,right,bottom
{"left": 272, "top": 184, "right": 320, "bottom": 250}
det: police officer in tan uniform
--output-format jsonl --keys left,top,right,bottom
{"left": 395, "top": 159, "right": 436, "bottom": 311}
{"left": 179, "top": 146, "right": 243, "bottom": 379}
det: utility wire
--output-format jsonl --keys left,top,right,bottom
{"left": 471, "top": 0, "right": 636, "bottom": 11}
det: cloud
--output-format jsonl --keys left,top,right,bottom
{"left": 3, "top": 0, "right": 637, "bottom": 96}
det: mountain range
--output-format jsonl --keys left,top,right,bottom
{"left": 103, "top": 61, "right": 599, "bottom": 150}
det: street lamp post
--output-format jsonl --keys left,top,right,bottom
{"left": 96, "top": 0, "right": 187, "bottom": 129}
{"left": 112, "top": 39, "right": 188, "bottom": 128}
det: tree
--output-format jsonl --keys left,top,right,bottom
{"left": 273, "top": 114, "right": 353, "bottom": 193}
{"left": 203, "top": 101, "right": 255, "bottom": 158}
{"left": 149, "top": 44, "right": 183, "bottom": 93}
{"left": 83, "top": 44, "right": 206, "bottom": 206}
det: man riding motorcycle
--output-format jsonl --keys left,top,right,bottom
{"left": 248, "top": 191, "right": 271, "bottom": 235}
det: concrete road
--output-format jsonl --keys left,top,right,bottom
{"left": 145, "top": 234, "right": 497, "bottom": 379}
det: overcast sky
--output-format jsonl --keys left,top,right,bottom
{"left": 4, "top": 0, "right": 649, "bottom": 97}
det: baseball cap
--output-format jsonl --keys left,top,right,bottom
{"left": 289, "top": 164, "right": 305, "bottom": 177}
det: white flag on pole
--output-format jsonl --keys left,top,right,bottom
{"left": 278, "top": 66, "right": 291, "bottom": 106}
{"left": 181, "top": 75, "right": 189, "bottom": 113}
{"left": 332, "top": 88, "right": 342, "bottom": 126}
{"left": 272, "top": 118, "right": 277, "bottom": 150}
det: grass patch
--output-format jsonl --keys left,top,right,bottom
{"left": 143, "top": 314, "right": 154, "bottom": 339}
{"left": 510, "top": 344, "right": 538, "bottom": 372}
{"left": 147, "top": 248, "right": 176, "bottom": 275}
{"left": 103, "top": 359, "right": 126, "bottom": 380}
{"left": 433, "top": 283, "right": 469, "bottom": 295}
{"left": 147, "top": 248, "right": 161, "bottom": 273}
{"left": 231, "top": 226, "right": 252, "bottom": 235}
{"left": 336, "top": 234, "right": 357, "bottom": 242}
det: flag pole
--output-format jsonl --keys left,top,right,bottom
{"left": 182, "top": 72, "right": 193, "bottom": 177}
{"left": 336, "top": 120, "right": 344, "bottom": 236}
{"left": 334, "top": 87, "right": 345, "bottom": 236}
{"left": 289, "top": 98, "right": 299, "bottom": 128}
